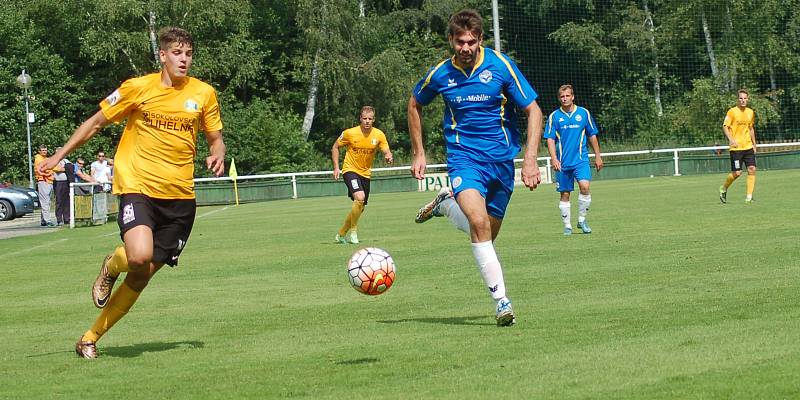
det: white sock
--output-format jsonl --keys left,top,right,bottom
{"left": 578, "top": 194, "right": 591, "bottom": 223}
{"left": 471, "top": 241, "right": 506, "bottom": 301}
{"left": 559, "top": 201, "right": 572, "bottom": 228}
{"left": 438, "top": 198, "right": 470, "bottom": 235}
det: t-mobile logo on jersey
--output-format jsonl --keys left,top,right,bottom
{"left": 122, "top": 204, "right": 135, "bottom": 224}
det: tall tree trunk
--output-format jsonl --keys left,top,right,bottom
{"left": 643, "top": 0, "right": 663, "bottom": 117}
{"left": 724, "top": 5, "right": 736, "bottom": 90}
{"left": 701, "top": 11, "right": 719, "bottom": 79}
{"left": 148, "top": 11, "right": 159, "bottom": 67}
{"left": 120, "top": 48, "right": 140, "bottom": 76}
{"left": 301, "top": 50, "right": 321, "bottom": 140}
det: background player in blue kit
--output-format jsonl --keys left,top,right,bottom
{"left": 544, "top": 84, "right": 603, "bottom": 235}
{"left": 408, "top": 9, "right": 544, "bottom": 326}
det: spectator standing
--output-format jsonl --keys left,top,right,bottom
{"left": 33, "top": 144, "right": 56, "bottom": 227}
{"left": 52, "top": 147, "right": 71, "bottom": 226}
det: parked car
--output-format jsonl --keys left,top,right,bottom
{"left": 0, "top": 184, "right": 39, "bottom": 221}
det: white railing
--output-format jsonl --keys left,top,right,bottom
{"left": 68, "top": 141, "right": 800, "bottom": 228}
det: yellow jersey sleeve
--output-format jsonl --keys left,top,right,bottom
{"left": 202, "top": 89, "right": 223, "bottom": 132}
{"left": 100, "top": 78, "right": 143, "bottom": 123}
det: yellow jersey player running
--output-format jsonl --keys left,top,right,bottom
{"left": 719, "top": 89, "right": 757, "bottom": 204}
{"left": 331, "top": 106, "right": 393, "bottom": 244}
{"left": 37, "top": 27, "right": 226, "bottom": 359}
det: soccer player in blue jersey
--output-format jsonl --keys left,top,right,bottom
{"left": 408, "top": 9, "right": 543, "bottom": 327}
{"left": 544, "top": 84, "right": 603, "bottom": 235}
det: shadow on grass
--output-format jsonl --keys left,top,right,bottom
{"left": 377, "top": 315, "right": 492, "bottom": 326}
{"left": 334, "top": 357, "right": 380, "bottom": 365}
{"left": 103, "top": 340, "right": 204, "bottom": 358}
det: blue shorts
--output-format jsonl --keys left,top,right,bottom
{"left": 555, "top": 162, "right": 592, "bottom": 193}
{"left": 447, "top": 154, "right": 515, "bottom": 219}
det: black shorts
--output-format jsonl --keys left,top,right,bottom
{"left": 729, "top": 149, "right": 756, "bottom": 171}
{"left": 342, "top": 171, "right": 370, "bottom": 205}
{"left": 118, "top": 194, "right": 196, "bottom": 266}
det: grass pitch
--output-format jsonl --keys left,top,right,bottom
{"left": 1, "top": 170, "right": 799, "bottom": 399}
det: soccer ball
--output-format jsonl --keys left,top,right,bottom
{"left": 347, "top": 247, "right": 396, "bottom": 295}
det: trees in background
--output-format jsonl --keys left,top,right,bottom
{"left": 1, "top": 0, "right": 797, "bottom": 183}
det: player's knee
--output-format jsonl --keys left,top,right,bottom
{"left": 747, "top": 166, "right": 756, "bottom": 174}
{"left": 733, "top": 170, "right": 743, "bottom": 177}
{"left": 353, "top": 191, "right": 366, "bottom": 202}
{"left": 126, "top": 254, "right": 153, "bottom": 271}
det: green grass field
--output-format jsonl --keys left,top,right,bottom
{"left": 2, "top": 170, "right": 799, "bottom": 399}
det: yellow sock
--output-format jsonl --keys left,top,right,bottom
{"left": 339, "top": 214, "right": 351, "bottom": 236}
{"left": 723, "top": 173, "right": 737, "bottom": 190}
{"left": 82, "top": 283, "right": 141, "bottom": 343}
{"left": 349, "top": 200, "right": 365, "bottom": 232}
{"left": 746, "top": 175, "right": 755, "bottom": 197}
{"left": 106, "top": 246, "right": 129, "bottom": 276}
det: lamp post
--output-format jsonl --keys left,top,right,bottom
{"left": 16, "top": 70, "right": 33, "bottom": 189}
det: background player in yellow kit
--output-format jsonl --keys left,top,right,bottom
{"left": 331, "top": 106, "right": 393, "bottom": 244}
{"left": 719, "top": 89, "right": 758, "bottom": 204}
{"left": 37, "top": 27, "right": 226, "bottom": 359}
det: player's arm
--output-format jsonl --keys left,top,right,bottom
{"left": 331, "top": 139, "right": 342, "bottom": 180}
{"left": 546, "top": 138, "right": 560, "bottom": 171}
{"left": 722, "top": 112, "right": 738, "bottom": 148}
{"left": 204, "top": 130, "right": 226, "bottom": 177}
{"left": 38, "top": 111, "right": 110, "bottom": 174}
{"left": 408, "top": 95, "right": 426, "bottom": 180}
{"left": 382, "top": 148, "right": 393, "bottom": 164}
{"left": 521, "top": 100, "right": 543, "bottom": 190}
{"left": 749, "top": 126, "right": 757, "bottom": 153}
{"left": 589, "top": 135, "right": 603, "bottom": 171}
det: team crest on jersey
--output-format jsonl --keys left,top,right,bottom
{"left": 575, "top": 115, "right": 583, "bottom": 122}
{"left": 558, "top": 117, "right": 565, "bottom": 122}
{"left": 447, "top": 78, "right": 457, "bottom": 87}
{"left": 479, "top": 70, "right": 493, "bottom": 83}
{"left": 184, "top": 99, "right": 199, "bottom": 112}
{"left": 105, "top": 89, "right": 121, "bottom": 106}
{"left": 122, "top": 203, "right": 135, "bottom": 224}
{"left": 452, "top": 176, "right": 463, "bottom": 188}
{"left": 371, "top": 138, "right": 378, "bottom": 145}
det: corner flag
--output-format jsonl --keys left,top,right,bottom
{"left": 229, "top": 158, "right": 240, "bottom": 206}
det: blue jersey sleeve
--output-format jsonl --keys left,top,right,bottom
{"left": 584, "top": 108, "right": 599, "bottom": 136}
{"left": 543, "top": 111, "right": 558, "bottom": 140}
{"left": 412, "top": 65, "right": 443, "bottom": 106}
{"left": 496, "top": 52, "right": 537, "bottom": 109}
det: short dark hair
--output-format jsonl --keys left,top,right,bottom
{"left": 159, "top": 27, "right": 193, "bottom": 50}
{"left": 38, "top": 144, "right": 47, "bottom": 150}
{"left": 447, "top": 9, "right": 483, "bottom": 38}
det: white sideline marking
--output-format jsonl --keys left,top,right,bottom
{"left": 197, "top": 206, "right": 229, "bottom": 219}
{"left": 7, "top": 238, "right": 69, "bottom": 257}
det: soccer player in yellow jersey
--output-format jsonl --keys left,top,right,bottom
{"left": 37, "top": 27, "right": 226, "bottom": 359}
{"left": 719, "top": 89, "right": 757, "bottom": 204}
{"left": 331, "top": 106, "right": 393, "bottom": 244}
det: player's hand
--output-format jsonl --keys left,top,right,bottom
{"left": 551, "top": 159, "right": 562, "bottom": 171}
{"left": 752, "top": 145, "right": 757, "bottom": 154}
{"left": 729, "top": 139, "right": 738, "bottom": 148}
{"left": 385, "top": 153, "right": 393, "bottom": 164}
{"left": 333, "top": 168, "right": 340, "bottom": 180}
{"left": 595, "top": 155, "right": 604, "bottom": 171}
{"left": 36, "top": 156, "right": 58, "bottom": 176}
{"left": 206, "top": 155, "right": 225, "bottom": 177}
{"left": 411, "top": 154, "right": 426, "bottom": 180}
{"left": 522, "top": 160, "right": 541, "bottom": 190}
